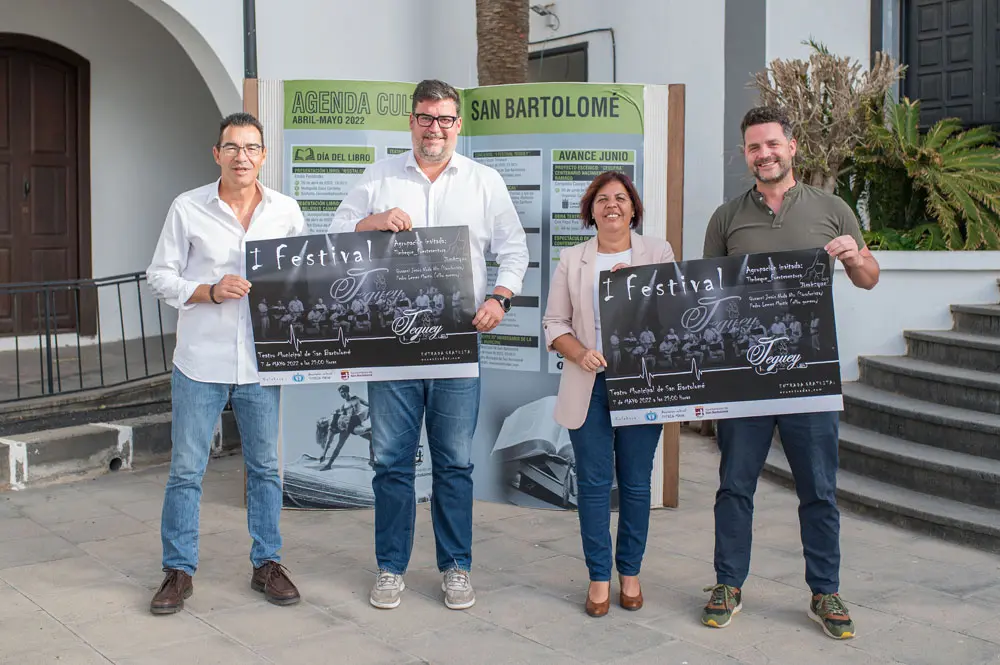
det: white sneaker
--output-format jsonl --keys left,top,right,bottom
{"left": 442, "top": 568, "right": 475, "bottom": 610}
{"left": 370, "top": 570, "right": 405, "bottom": 609}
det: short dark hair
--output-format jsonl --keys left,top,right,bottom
{"left": 740, "top": 106, "right": 793, "bottom": 141}
{"left": 579, "top": 171, "right": 643, "bottom": 229}
{"left": 217, "top": 112, "right": 264, "bottom": 147}
{"left": 411, "top": 79, "right": 461, "bottom": 115}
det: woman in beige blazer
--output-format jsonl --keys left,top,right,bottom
{"left": 542, "top": 171, "right": 675, "bottom": 618}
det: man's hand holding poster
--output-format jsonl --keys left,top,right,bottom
{"left": 598, "top": 248, "right": 843, "bottom": 426}
{"left": 246, "top": 226, "right": 479, "bottom": 385}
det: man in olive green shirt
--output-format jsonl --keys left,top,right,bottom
{"left": 699, "top": 106, "right": 879, "bottom": 641}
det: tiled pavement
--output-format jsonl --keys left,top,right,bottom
{"left": 0, "top": 431, "right": 998, "bottom": 664}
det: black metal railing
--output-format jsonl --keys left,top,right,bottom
{"left": 0, "top": 272, "right": 174, "bottom": 404}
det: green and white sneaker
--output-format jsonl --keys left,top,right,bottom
{"left": 809, "top": 593, "right": 856, "bottom": 639}
{"left": 701, "top": 584, "right": 742, "bottom": 628}
{"left": 369, "top": 570, "right": 405, "bottom": 609}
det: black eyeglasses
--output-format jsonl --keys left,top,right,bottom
{"left": 413, "top": 113, "right": 459, "bottom": 129}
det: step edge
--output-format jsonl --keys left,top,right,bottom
{"left": 951, "top": 304, "right": 1000, "bottom": 313}
{"left": 903, "top": 330, "right": 1000, "bottom": 350}
{"left": 842, "top": 385, "right": 1000, "bottom": 433}
{"left": 838, "top": 424, "right": 1000, "bottom": 479}
{"left": 4, "top": 424, "right": 121, "bottom": 444}
{"left": 765, "top": 449, "right": 1000, "bottom": 536}
{"left": 859, "top": 355, "right": 1000, "bottom": 390}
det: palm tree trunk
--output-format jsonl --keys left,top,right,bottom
{"left": 476, "top": 0, "right": 529, "bottom": 86}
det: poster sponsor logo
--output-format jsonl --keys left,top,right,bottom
{"left": 293, "top": 374, "right": 305, "bottom": 383}
{"left": 694, "top": 405, "right": 729, "bottom": 418}
{"left": 340, "top": 370, "right": 350, "bottom": 380}
{"left": 644, "top": 411, "right": 658, "bottom": 422}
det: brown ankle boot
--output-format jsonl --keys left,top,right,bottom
{"left": 150, "top": 569, "right": 193, "bottom": 615}
{"left": 252, "top": 561, "right": 301, "bottom": 606}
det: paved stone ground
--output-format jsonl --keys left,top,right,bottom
{"left": 0, "top": 432, "right": 998, "bottom": 665}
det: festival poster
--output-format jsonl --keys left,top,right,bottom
{"left": 598, "top": 248, "right": 843, "bottom": 426}
{"left": 246, "top": 227, "right": 479, "bottom": 385}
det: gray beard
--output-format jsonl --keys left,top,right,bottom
{"left": 416, "top": 139, "right": 451, "bottom": 164}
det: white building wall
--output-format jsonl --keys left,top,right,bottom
{"left": 255, "top": 0, "right": 431, "bottom": 82}
{"left": 130, "top": 0, "right": 243, "bottom": 113}
{"left": 766, "top": 0, "right": 871, "bottom": 66}
{"left": 0, "top": 0, "right": 222, "bottom": 349}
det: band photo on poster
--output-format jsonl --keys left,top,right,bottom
{"left": 245, "top": 226, "right": 480, "bottom": 384}
{"left": 599, "top": 248, "right": 843, "bottom": 425}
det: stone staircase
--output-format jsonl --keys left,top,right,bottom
{"left": 765, "top": 280, "right": 1000, "bottom": 553}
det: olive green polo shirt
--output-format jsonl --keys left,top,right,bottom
{"left": 702, "top": 182, "right": 866, "bottom": 261}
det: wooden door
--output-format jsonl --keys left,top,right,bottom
{"left": 0, "top": 36, "right": 90, "bottom": 335}
{"left": 903, "top": 0, "right": 989, "bottom": 127}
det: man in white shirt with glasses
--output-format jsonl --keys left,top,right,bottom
{"left": 146, "top": 112, "right": 304, "bottom": 615}
{"left": 330, "top": 79, "right": 529, "bottom": 611}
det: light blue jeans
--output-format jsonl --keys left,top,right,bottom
{"left": 368, "top": 377, "right": 480, "bottom": 574}
{"left": 161, "top": 367, "right": 283, "bottom": 575}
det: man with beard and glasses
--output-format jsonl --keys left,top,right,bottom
{"left": 329, "top": 79, "right": 529, "bottom": 611}
{"left": 699, "top": 106, "right": 879, "bottom": 640}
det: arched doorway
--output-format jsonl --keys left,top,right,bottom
{"left": 0, "top": 34, "right": 91, "bottom": 335}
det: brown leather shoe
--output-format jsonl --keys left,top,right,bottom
{"left": 585, "top": 583, "right": 610, "bottom": 617}
{"left": 619, "top": 575, "right": 643, "bottom": 611}
{"left": 252, "top": 561, "right": 300, "bottom": 606}
{"left": 150, "top": 569, "right": 193, "bottom": 615}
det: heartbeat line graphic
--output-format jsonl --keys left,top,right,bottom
{"left": 284, "top": 325, "right": 352, "bottom": 351}
{"left": 635, "top": 356, "right": 703, "bottom": 388}
{"left": 328, "top": 326, "right": 350, "bottom": 348}
{"left": 638, "top": 356, "right": 655, "bottom": 388}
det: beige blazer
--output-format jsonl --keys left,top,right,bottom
{"left": 542, "top": 231, "right": 675, "bottom": 430}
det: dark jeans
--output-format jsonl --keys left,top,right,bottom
{"left": 368, "top": 377, "right": 480, "bottom": 575}
{"left": 568, "top": 373, "right": 662, "bottom": 581}
{"left": 714, "top": 412, "right": 841, "bottom": 594}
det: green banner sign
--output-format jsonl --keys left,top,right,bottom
{"left": 284, "top": 80, "right": 416, "bottom": 131}
{"left": 285, "top": 81, "right": 644, "bottom": 137}
{"left": 290, "top": 145, "right": 376, "bottom": 164}
{"left": 462, "top": 83, "right": 644, "bottom": 136}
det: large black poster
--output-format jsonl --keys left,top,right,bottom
{"left": 598, "top": 248, "right": 843, "bottom": 425}
{"left": 246, "top": 227, "right": 479, "bottom": 385}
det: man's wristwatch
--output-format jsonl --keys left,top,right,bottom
{"left": 485, "top": 294, "right": 511, "bottom": 313}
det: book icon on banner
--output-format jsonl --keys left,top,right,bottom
{"left": 491, "top": 396, "right": 618, "bottom": 511}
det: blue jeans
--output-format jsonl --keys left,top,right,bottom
{"left": 161, "top": 368, "right": 283, "bottom": 575}
{"left": 714, "top": 412, "right": 841, "bottom": 594}
{"left": 568, "top": 373, "right": 662, "bottom": 581}
{"left": 368, "top": 377, "right": 480, "bottom": 574}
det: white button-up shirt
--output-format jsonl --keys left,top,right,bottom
{"left": 329, "top": 151, "right": 529, "bottom": 303}
{"left": 147, "top": 180, "right": 305, "bottom": 384}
